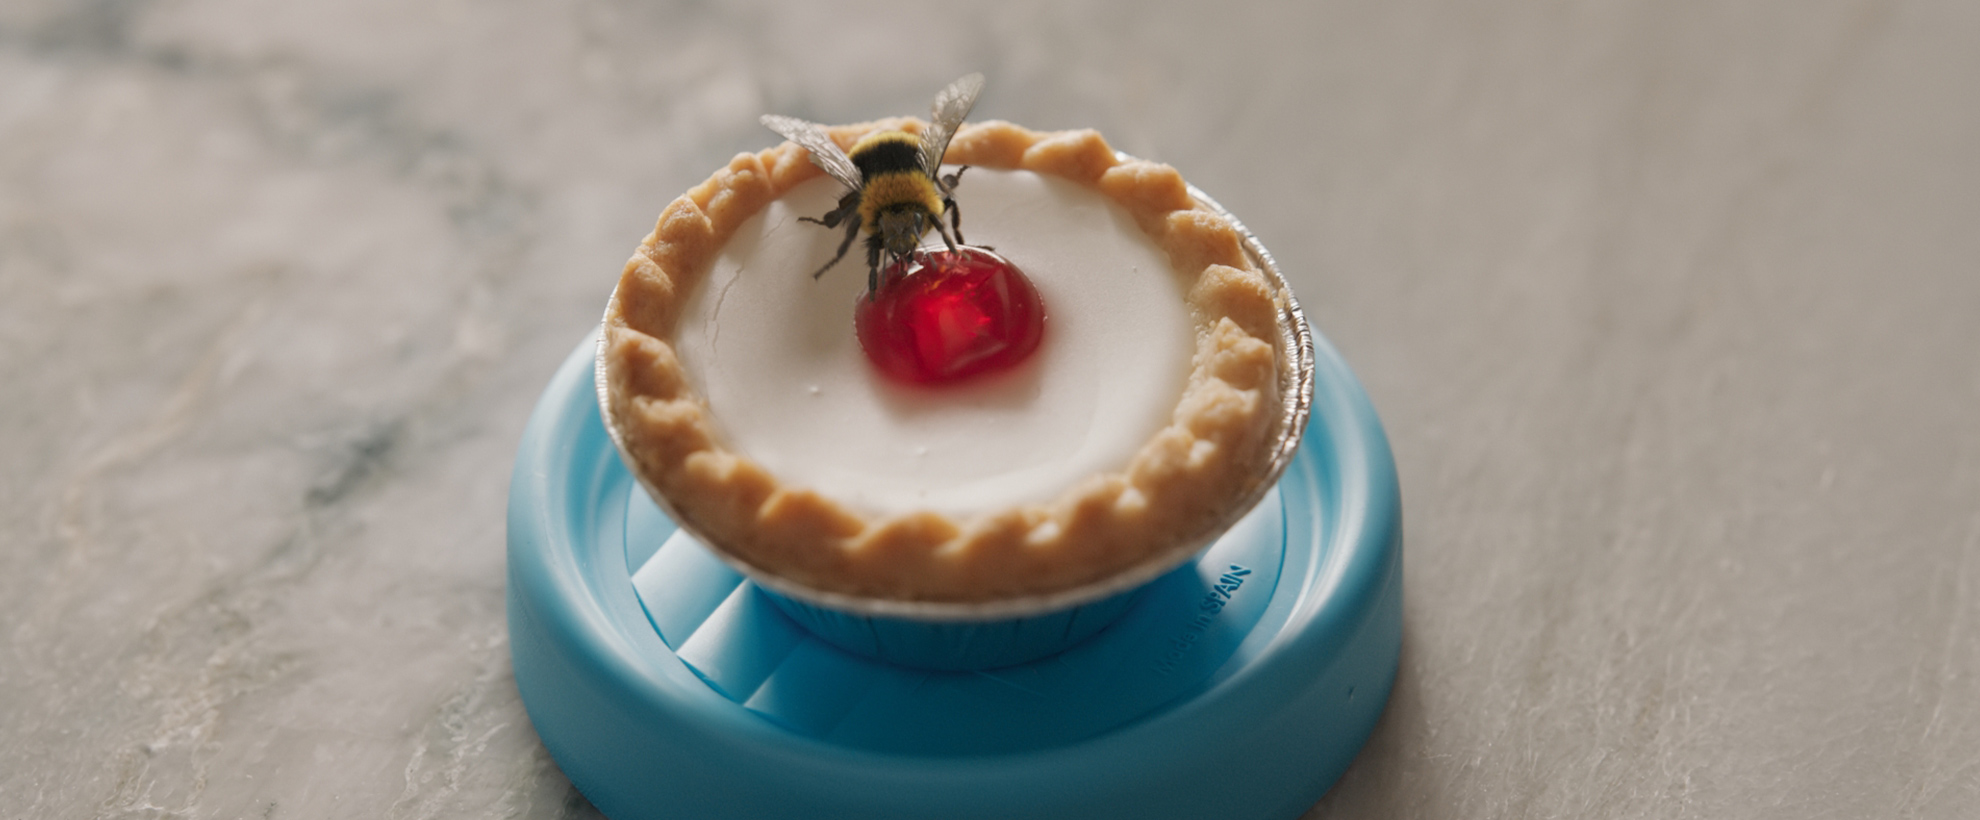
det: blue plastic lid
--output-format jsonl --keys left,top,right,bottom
{"left": 508, "top": 331, "right": 1402, "bottom": 819}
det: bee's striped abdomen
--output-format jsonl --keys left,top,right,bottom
{"left": 850, "top": 131, "right": 944, "bottom": 233}
{"left": 848, "top": 131, "right": 924, "bottom": 177}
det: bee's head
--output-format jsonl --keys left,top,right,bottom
{"left": 876, "top": 208, "right": 929, "bottom": 259}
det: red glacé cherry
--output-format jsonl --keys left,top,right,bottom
{"left": 855, "top": 248, "right": 1046, "bottom": 385}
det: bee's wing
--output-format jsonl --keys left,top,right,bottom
{"left": 761, "top": 114, "right": 863, "bottom": 191}
{"left": 918, "top": 73, "right": 984, "bottom": 177}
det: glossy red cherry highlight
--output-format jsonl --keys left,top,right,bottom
{"left": 855, "top": 248, "right": 1046, "bottom": 385}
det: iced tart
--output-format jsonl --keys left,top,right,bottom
{"left": 600, "top": 117, "right": 1295, "bottom": 604}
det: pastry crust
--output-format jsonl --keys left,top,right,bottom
{"left": 602, "top": 119, "right": 1286, "bottom": 603}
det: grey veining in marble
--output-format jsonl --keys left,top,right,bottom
{"left": 3, "top": 1, "right": 1976, "bottom": 818}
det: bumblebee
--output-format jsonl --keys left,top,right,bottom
{"left": 761, "top": 73, "right": 984, "bottom": 294}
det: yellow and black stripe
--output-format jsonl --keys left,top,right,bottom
{"left": 848, "top": 131, "right": 945, "bottom": 230}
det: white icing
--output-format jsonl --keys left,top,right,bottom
{"left": 675, "top": 169, "right": 1192, "bottom": 517}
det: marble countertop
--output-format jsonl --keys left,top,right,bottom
{"left": 4, "top": 1, "right": 1975, "bottom": 817}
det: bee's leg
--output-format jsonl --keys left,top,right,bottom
{"left": 939, "top": 166, "right": 971, "bottom": 245}
{"left": 931, "top": 212, "right": 962, "bottom": 254}
{"left": 940, "top": 208, "right": 994, "bottom": 256}
{"left": 864, "top": 234, "right": 885, "bottom": 296}
{"left": 939, "top": 165, "right": 970, "bottom": 193}
{"left": 812, "top": 215, "right": 862, "bottom": 279}
{"left": 801, "top": 190, "right": 861, "bottom": 229}
{"left": 938, "top": 167, "right": 992, "bottom": 253}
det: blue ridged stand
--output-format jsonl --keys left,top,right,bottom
{"left": 507, "top": 330, "right": 1403, "bottom": 820}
